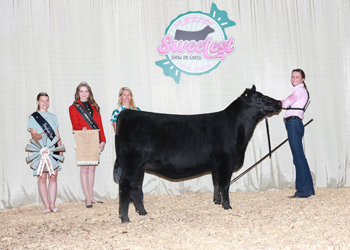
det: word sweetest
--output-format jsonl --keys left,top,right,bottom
{"left": 158, "top": 36, "right": 234, "bottom": 61}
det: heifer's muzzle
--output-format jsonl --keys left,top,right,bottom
{"left": 263, "top": 100, "right": 282, "bottom": 115}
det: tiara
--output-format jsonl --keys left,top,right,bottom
{"left": 79, "top": 80, "right": 89, "bottom": 86}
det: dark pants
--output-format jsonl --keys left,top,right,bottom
{"left": 286, "top": 118, "right": 315, "bottom": 198}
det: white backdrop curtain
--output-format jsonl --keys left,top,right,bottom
{"left": 0, "top": 0, "right": 349, "bottom": 210}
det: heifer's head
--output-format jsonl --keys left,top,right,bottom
{"left": 241, "top": 85, "right": 282, "bottom": 116}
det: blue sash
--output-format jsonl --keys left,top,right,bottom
{"left": 31, "top": 112, "right": 59, "bottom": 150}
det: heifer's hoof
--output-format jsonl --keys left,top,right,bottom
{"left": 222, "top": 201, "right": 232, "bottom": 210}
{"left": 121, "top": 217, "right": 130, "bottom": 223}
{"left": 213, "top": 199, "right": 221, "bottom": 205}
{"left": 138, "top": 210, "right": 147, "bottom": 216}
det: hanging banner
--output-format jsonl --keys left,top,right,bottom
{"left": 74, "top": 130, "right": 100, "bottom": 166}
{"left": 156, "top": 3, "right": 236, "bottom": 84}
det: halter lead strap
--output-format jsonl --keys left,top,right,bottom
{"left": 265, "top": 116, "right": 272, "bottom": 157}
{"left": 241, "top": 95, "right": 272, "bottom": 156}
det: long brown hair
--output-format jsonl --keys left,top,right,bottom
{"left": 292, "top": 68, "right": 307, "bottom": 90}
{"left": 73, "top": 81, "right": 100, "bottom": 113}
{"left": 36, "top": 92, "right": 49, "bottom": 111}
{"left": 118, "top": 87, "right": 137, "bottom": 110}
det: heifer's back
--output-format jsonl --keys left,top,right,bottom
{"left": 116, "top": 109, "right": 240, "bottom": 179}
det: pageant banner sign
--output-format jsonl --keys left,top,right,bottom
{"left": 156, "top": 3, "right": 236, "bottom": 84}
{"left": 74, "top": 130, "right": 100, "bottom": 166}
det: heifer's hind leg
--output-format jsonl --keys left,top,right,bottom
{"left": 131, "top": 169, "right": 147, "bottom": 216}
{"left": 119, "top": 177, "right": 132, "bottom": 223}
{"left": 211, "top": 171, "right": 221, "bottom": 205}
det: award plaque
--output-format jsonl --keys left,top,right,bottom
{"left": 74, "top": 130, "right": 100, "bottom": 166}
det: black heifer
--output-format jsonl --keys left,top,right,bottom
{"left": 114, "top": 85, "right": 281, "bottom": 223}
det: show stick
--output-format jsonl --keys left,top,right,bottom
{"left": 230, "top": 119, "right": 313, "bottom": 185}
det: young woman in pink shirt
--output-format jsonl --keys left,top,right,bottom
{"left": 281, "top": 69, "right": 315, "bottom": 198}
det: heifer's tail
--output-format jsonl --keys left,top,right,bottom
{"left": 113, "top": 159, "right": 123, "bottom": 184}
{"left": 114, "top": 120, "right": 123, "bottom": 183}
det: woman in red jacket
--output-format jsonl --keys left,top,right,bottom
{"left": 69, "top": 81, "right": 106, "bottom": 208}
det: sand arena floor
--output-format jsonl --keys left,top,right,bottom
{"left": 1, "top": 187, "right": 350, "bottom": 249}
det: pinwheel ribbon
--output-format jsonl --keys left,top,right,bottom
{"left": 25, "top": 133, "right": 65, "bottom": 176}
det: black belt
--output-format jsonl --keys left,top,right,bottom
{"left": 284, "top": 116, "right": 301, "bottom": 123}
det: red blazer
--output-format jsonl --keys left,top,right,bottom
{"left": 69, "top": 100, "right": 106, "bottom": 143}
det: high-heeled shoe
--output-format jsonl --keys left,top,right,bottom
{"left": 92, "top": 200, "right": 103, "bottom": 204}
{"left": 85, "top": 199, "right": 93, "bottom": 208}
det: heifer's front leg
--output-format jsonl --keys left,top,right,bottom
{"left": 217, "top": 168, "right": 232, "bottom": 210}
{"left": 219, "top": 184, "right": 232, "bottom": 210}
{"left": 211, "top": 171, "right": 221, "bottom": 205}
{"left": 119, "top": 178, "right": 131, "bottom": 223}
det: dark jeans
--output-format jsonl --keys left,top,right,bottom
{"left": 286, "top": 118, "right": 315, "bottom": 198}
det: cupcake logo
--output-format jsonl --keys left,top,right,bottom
{"left": 156, "top": 3, "right": 236, "bottom": 84}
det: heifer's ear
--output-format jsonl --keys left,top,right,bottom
{"left": 244, "top": 89, "right": 249, "bottom": 96}
{"left": 251, "top": 85, "right": 256, "bottom": 91}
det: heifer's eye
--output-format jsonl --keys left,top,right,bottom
{"left": 256, "top": 97, "right": 260, "bottom": 100}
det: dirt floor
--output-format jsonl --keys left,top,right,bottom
{"left": 1, "top": 187, "right": 350, "bottom": 249}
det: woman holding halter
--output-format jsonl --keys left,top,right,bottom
{"left": 281, "top": 69, "right": 315, "bottom": 198}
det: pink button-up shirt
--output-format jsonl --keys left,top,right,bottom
{"left": 281, "top": 83, "right": 309, "bottom": 119}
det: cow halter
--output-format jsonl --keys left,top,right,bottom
{"left": 242, "top": 93, "right": 269, "bottom": 113}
